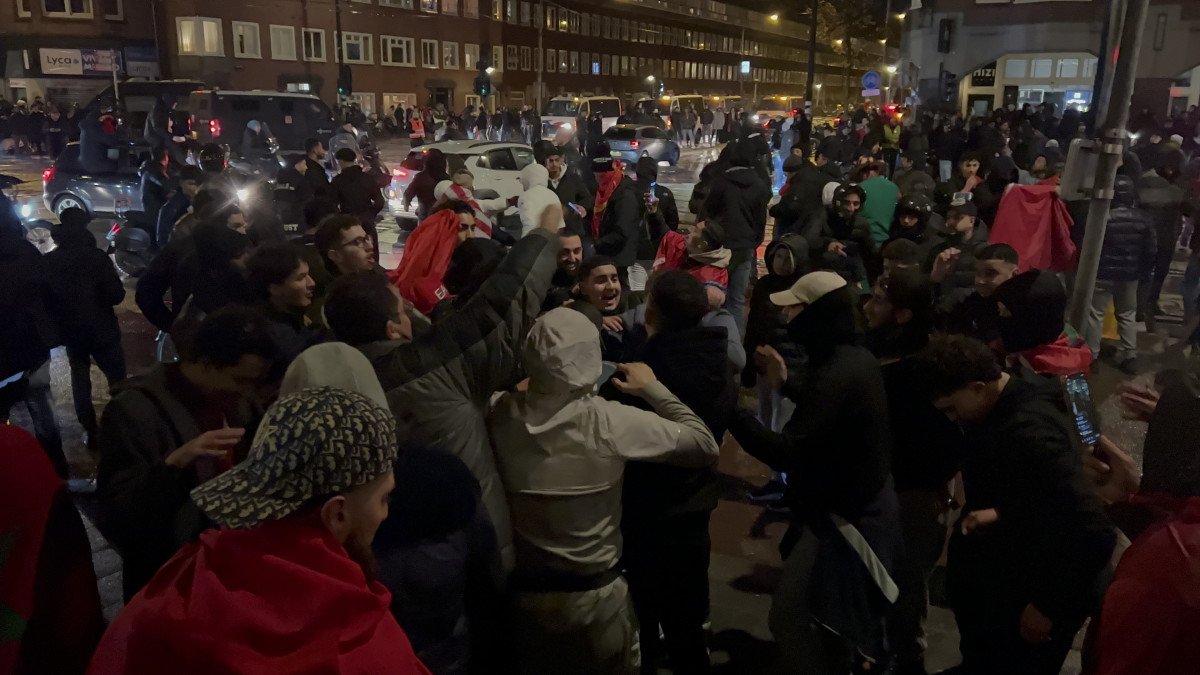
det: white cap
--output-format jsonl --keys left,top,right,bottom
{"left": 769, "top": 271, "right": 847, "bottom": 308}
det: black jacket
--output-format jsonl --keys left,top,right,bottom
{"left": 274, "top": 167, "right": 315, "bottom": 226}
{"left": 607, "top": 325, "right": 736, "bottom": 518}
{"left": 894, "top": 167, "right": 936, "bottom": 199}
{"left": 942, "top": 291, "right": 1003, "bottom": 345}
{"left": 303, "top": 157, "right": 333, "bottom": 200}
{"left": 135, "top": 235, "right": 193, "bottom": 333}
{"left": 948, "top": 371, "right": 1115, "bottom": 626}
{"left": 771, "top": 160, "right": 828, "bottom": 239}
{"left": 921, "top": 221, "right": 991, "bottom": 313}
{"left": 592, "top": 175, "right": 641, "bottom": 266}
{"left": 139, "top": 162, "right": 171, "bottom": 242}
{"left": 96, "top": 364, "right": 259, "bottom": 599}
{"left": 742, "top": 235, "right": 808, "bottom": 386}
{"left": 1098, "top": 182, "right": 1157, "bottom": 283}
{"left": 155, "top": 191, "right": 191, "bottom": 247}
{"left": 549, "top": 168, "right": 594, "bottom": 237}
{"left": 44, "top": 225, "right": 125, "bottom": 346}
{"left": 0, "top": 230, "right": 57, "bottom": 379}
{"left": 78, "top": 112, "right": 119, "bottom": 174}
{"left": 1137, "top": 170, "right": 1184, "bottom": 248}
{"left": 633, "top": 158, "right": 678, "bottom": 260}
{"left": 703, "top": 164, "right": 771, "bottom": 250}
{"left": 332, "top": 165, "right": 386, "bottom": 220}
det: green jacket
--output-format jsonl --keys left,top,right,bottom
{"left": 860, "top": 175, "right": 901, "bottom": 246}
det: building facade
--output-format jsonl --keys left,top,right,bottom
{"left": 151, "top": 0, "right": 871, "bottom": 115}
{"left": 3, "top": 0, "right": 159, "bottom": 105}
{"left": 901, "top": 0, "right": 1200, "bottom": 117}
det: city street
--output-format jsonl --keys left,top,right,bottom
{"left": 8, "top": 138, "right": 1169, "bottom": 673}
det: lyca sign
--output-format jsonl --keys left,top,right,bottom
{"left": 39, "top": 48, "right": 124, "bottom": 76}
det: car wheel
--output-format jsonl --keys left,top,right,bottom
{"left": 670, "top": 149, "right": 680, "bottom": 166}
{"left": 53, "top": 195, "right": 87, "bottom": 219}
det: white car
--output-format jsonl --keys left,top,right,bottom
{"left": 388, "top": 140, "right": 537, "bottom": 226}
{"left": 540, "top": 96, "right": 623, "bottom": 140}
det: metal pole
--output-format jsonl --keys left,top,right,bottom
{"left": 1067, "top": 0, "right": 1150, "bottom": 329}
{"left": 334, "top": 0, "right": 345, "bottom": 109}
{"left": 804, "top": 0, "right": 817, "bottom": 108}
{"left": 536, "top": 0, "right": 544, "bottom": 111}
{"left": 739, "top": 27, "right": 745, "bottom": 97}
{"left": 111, "top": 49, "right": 120, "bottom": 106}
{"left": 1090, "top": 0, "right": 1126, "bottom": 133}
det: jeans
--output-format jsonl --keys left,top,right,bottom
{"left": 682, "top": 128, "right": 694, "bottom": 147}
{"left": 772, "top": 151, "right": 785, "bottom": 193}
{"left": 939, "top": 159, "right": 953, "bottom": 182}
{"left": 724, "top": 247, "right": 756, "bottom": 342}
{"left": 0, "top": 359, "right": 67, "bottom": 478}
{"left": 770, "top": 526, "right": 857, "bottom": 674}
{"left": 66, "top": 337, "right": 127, "bottom": 436}
{"left": 1082, "top": 279, "right": 1139, "bottom": 361}
{"left": 701, "top": 124, "right": 712, "bottom": 143}
{"left": 883, "top": 149, "right": 900, "bottom": 179}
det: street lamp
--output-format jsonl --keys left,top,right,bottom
{"left": 886, "top": 65, "right": 897, "bottom": 74}
{"left": 815, "top": 82, "right": 823, "bottom": 109}
{"left": 897, "top": 12, "right": 906, "bottom": 20}
{"left": 769, "top": 13, "right": 779, "bottom": 21}
{"left": 646, "top": 75, "right": 656, "bottom": 82}
{"left": 486, "top": 66, "right": 495, "bottom": 74}
{"left": 834, "top": 39, "right": 843, "bottom": 46}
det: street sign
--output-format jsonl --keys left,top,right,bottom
{"left": 862, "top": 70, "right": 880, "bottom": 90}
{"left": 862, "top": 88, "right": 881, "bottom": 97}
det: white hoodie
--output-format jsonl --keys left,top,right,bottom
{"left": 518, "top": 163, "right": 565, "bottom": 237}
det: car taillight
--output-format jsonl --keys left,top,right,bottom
{"left": 109, "top": 222, "right": 121, "bottom": 235}
{"left": 42, "top": 167, "right": 54, "bottom": 183}
{"left": 392, "top": 168, "right": 408, "bottom": 177}
{"left": 630, "top": 140, "right": 640, "bottom": 148}
{"left": 209, "top": 119, "right": 221, "bottom": 138}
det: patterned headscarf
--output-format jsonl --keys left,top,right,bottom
{"left": 191, "top": 387, "right": 397, "bottom": 529}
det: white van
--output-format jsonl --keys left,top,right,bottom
{"left": 541, "top": 95, "right": 623, "bottom": 139}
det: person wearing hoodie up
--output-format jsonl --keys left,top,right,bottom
{"left": 702, "top": 140, "right": 772, "bottom": 338}
{"left": 518, "top": 162, "right": 565, "bottom": 238}
{"left": 771, "top": 154, "right": 830, "bottom": 240}
{"left": 590, "top": 147, "right": 641, "bottom": 280}
{"left": 44, "top": 208, "right": 127, "bottom": 445}
{"left": 487, "top": 307, "right": 720, "bottom": 675}
{"left": 914, "top": 334, "right": 1115, "bottom": 675}
{"left": 729, "top": 272, "right": 901, "bottom": 672}
{"left": 994, "top": 269, "right": 1093, "bottom": 377}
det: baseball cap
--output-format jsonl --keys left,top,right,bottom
{"left": 948, "top": 199, "right": 978, "bottom": 218}
{"left": 191, "top": 387, "right": 397, "bottom": 529}
{"left": 769, "top": 270, "right": 848, "bottom": 307}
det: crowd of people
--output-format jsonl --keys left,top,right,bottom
{"left": 1, "top": 96, "right": 81, "bottom": 159}
{"left": 2, "top": 91, "right": 1200, "bottom": 675}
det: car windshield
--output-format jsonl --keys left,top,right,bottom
{"left": 758, "top": 98, "right": 790, "bottom": 112}
{"left": 592, "top": 99, "right": 621, "bottom": 118}
{"left": 542, "top": 100, "right": 579, "bottom": 117}
{"left": 604, "top": 128, "right": 638, "bottom": 140}
{"left": 636, "top": 100, "right": 665, "bottom": 116}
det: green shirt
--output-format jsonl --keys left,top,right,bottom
{"left": 860, "top": 175, "right": 900, "bottom": 246}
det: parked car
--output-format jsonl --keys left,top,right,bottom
{"left": 83, "top": 79, "right": 206, "bottom": 139}
{"left": 603, "top": 125, "right": 680, "bottom": 166}
{"left": 389, "top": 139, "right": 537, "bottom": 225}
{"left": 41, "top": 142, "right": 148, "bottom": 219}
{"left": 541, "top": 95, "right": 623, "bottom": 140}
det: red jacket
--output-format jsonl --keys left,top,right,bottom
{"left": 1096, "top": 496, "right": 1200, "bottom": 675}
{"left": 88, "top": 519, "right": 432, "bottom": 675}
{"left": 988, "top": 184, "right": 1077, "bottom": 273}
{"left": 652, "top": 230, "right": 730, "bottom": 290}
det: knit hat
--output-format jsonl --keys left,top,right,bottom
{"left": 191, "top": 387, "right": 397, "bottom": 529}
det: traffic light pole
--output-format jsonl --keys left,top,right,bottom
{"left": 804, "top": 0, "right": 817, "bottom": 110}
{"left": 536, "top": 0, "right": 545, "bottom": 112}
{"left": 1067, "top": 0, "right": 1150, "bottom": 331}
{"left": 334, "top": 0, "right": 345, "bottom": 108}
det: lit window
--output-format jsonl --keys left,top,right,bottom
{"left": 443, "top": 0, "right": 457, "bottom": 14}
{"left": 421, "top": 0, "right": 437, "bottom": 13}
{"left": 520, "top": 46, "right": 532, "bottom": 71}
{"left": 270, "top": 25, "right": 296, "bottom": 61}
{"left": 464, "top": 43, "right": 480, "bottom": 70}
{"left": 443, "top": 41, "right": 459, "bottom": 69}
{"left": 463, "top": 0, "right": 477, "bottom": 18}
{"left": 1004, "top": 59, "right": 1026, "bottom": 79}
{"left": 1057, "top": 58, "right": 1079, "bottom": 79}
{"left": 380, "top": 0, "right": 415, "bottom": 7}
{"left": 507, "top": 44, "right": 518, "bottom": 71}
{"left": 1031, "top": 59, "right": 1053, "bottom": 79}
{"left": 177, "top": 17, "right": 224, "bottom": 57}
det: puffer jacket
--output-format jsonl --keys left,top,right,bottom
{"left": 702, "top": 143, "right": 771, "bottom": 250}
{"left": 1098, "top": 178, "right": 1157, "bottom": 283}
{"left": 486, "top": 308, "right": 719, "bottom": 581}
{"left": 360, "top": 228, "right": 558, "bottom": 574}
{"left": 1137, "top": 170, "right": 1183, "bottom": 252}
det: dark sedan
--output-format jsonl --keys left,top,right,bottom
{"left": 42, "top": 142, "right": 148, "bottom": 219}
{"left": 603, "top": 125, "right": 680, "bottom": 166}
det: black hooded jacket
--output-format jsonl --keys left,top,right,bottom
{"left": 44, "top": 224, "right": 125, "bottom": 345}
{"left": 743, "top": 235, "right": 809, "bottom": 386}
{"left": 993, "top": 269, "right": 1068, "bottom": 354}
{"left": 771, "top": 158, "right": 830, "bottom": 239}
{"left": 702, "top": 142, "right": 771, "bottom": 250}
{"left": 633, "top": 156, "right": 678, "bottom": 260}
{"left": 0, "top": 218, "right": 57, "bottom": 378}
{"left": 404, "top": 151, "right": 450, "bottom": 222}
{"left": 1097, "top": 177, "right": 1157, "bottom": 283}
{"left": 592, "top": 173, "right": 641, "bottom": 266}
{"left": 730, "top": 286, "right": 892, "bottom": 524}
{"left": 332, "top": 165, "right": 386, "bottom": 221}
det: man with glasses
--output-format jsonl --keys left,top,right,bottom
{"left": 314, "top": 214, "right": 379, "bottom": 279}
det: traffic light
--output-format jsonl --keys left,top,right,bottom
{"left": 338, "top": 64, "right": 353, "bottom": 97}
{"left": 474, "top": 74, "right": 492, "bottom": 97}
{"left": 942, "top": 72, "right": 957, "bottom": 102}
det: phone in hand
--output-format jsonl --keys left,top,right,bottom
{"left": 1064, "top": 373, "right": 1101, "bottom": 447}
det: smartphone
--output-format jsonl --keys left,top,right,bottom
{"left": 568, "top": 202, "right": 579, "bottom": 211}
{"left": 951, "top": 191, "right": 973, "bottom": 204}
{"left": 1064, "top": 373, "right": 1101, "bottom": 447}
{"left": 650, "top": 181, "right": 657, "bottom": 190}
{"left": 596, "top": 361, "right": 618, "bottom": 387}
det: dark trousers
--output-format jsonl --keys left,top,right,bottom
{"left": 66, "top": 337, "right": 126, "bottom": 436}
{"left": 1144, "top": 224, "right": 1181, "bottom": 313}
{"left": 888, "top": 490, "right": 950, "bottom": 666}
{"left": 724, "top": 247, "right": 757, "bottom": 342}
{"left": 623, "top": 511, "right": 713, "bottom": 675}
{"left": 0, "top": 359, "right": 67, "bottom": 478}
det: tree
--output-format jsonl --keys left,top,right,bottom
{"left": 816, "top": 0, "right": 883, "bottom": 107}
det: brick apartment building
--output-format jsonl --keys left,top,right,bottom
{"left": 153, "top": 0, "right": 871, "bottom": 115}
{"left": 3, "top": 0, "right": 159, "bottom": 105}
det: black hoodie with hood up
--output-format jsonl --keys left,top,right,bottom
{"left": 742, "top": 235, "right": 809, "bottom": 387}
{"left": 633, "top": 156, "right": 679, "bottom": 260}
{"left": 701, "top": 140, "right": 771, "bottom": 250}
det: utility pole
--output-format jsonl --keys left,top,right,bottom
{"left": 1067, "top": 0, "right": 1150, "bottom": 329}
{"left": 739, "top": 27, "right": 746, "bottom": 97}
{"left": 804, "top": 0, "right": 817, "bottom": 109}
{"left": 536, "top": 0, "right": 545, "bottom": 111}
{"left": 334, "top": 0, "right": 345, "bottom": 110}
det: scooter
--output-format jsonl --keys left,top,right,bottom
{"left": 105, "top": 210, "right": 155, "bottom": 278}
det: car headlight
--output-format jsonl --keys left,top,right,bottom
{"left": 236, "top": 188, "right": 250, "bottom": 202}
{"left": 751, "top": 114, "right": 760, "bottom": 122}
{"left": 20, "top": 204, "right": 33, "bottom": 219}
{"left": 562, "top": 123, "right": 573, "bottom": 130}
